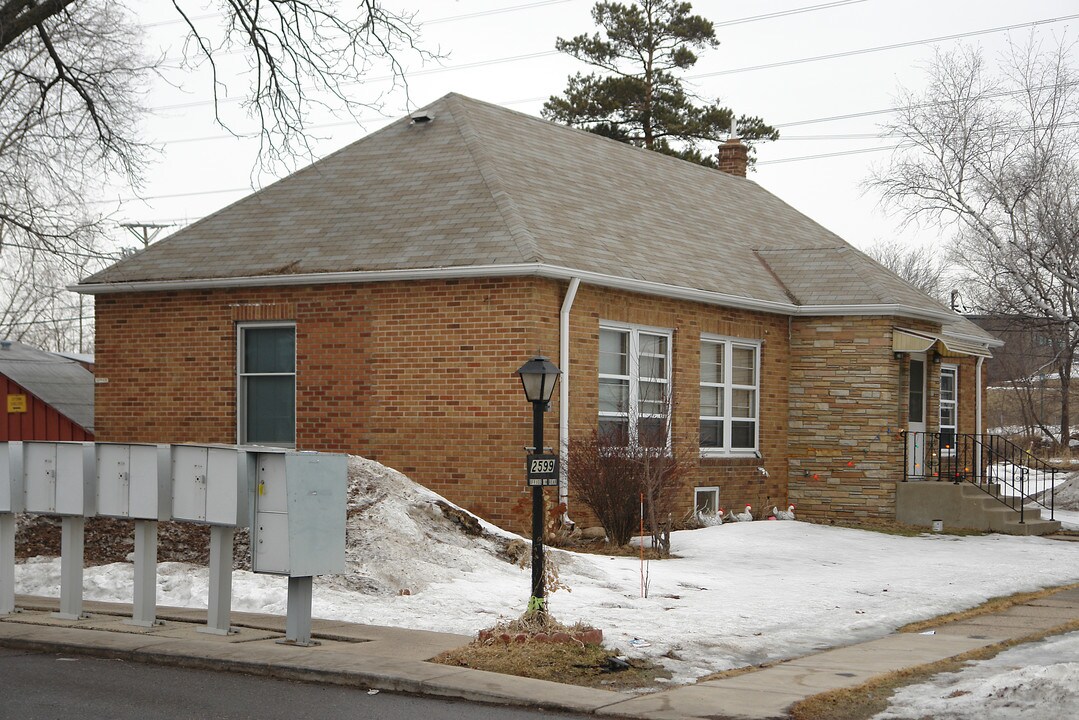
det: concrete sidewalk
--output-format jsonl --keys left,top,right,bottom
{"left": 3, "top": 587, "right": 1079, "bottom": 720}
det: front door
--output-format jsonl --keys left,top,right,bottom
{"left": 907, "top": 353, "right": 927, "bottom": 478}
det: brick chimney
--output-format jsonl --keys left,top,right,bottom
{"left": 717, "top": 137, "right": 748, "bottom": 177}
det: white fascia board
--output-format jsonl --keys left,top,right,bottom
{"left": 71, "top": 262, "right": 960, "bottom": 326}
{"left": 71, "top": 263, "right": 794, "bottom": 315}
{"left": 942, "top": 327, "right": 1006, "bottom": 348}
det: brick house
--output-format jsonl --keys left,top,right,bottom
{"left": 76, "top": 93, "right": 998, "bottom": 532}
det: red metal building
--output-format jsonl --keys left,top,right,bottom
{"left": 0, "top": 340, "right": 94, "bottom": 442}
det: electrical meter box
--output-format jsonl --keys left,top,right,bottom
{"left": 23, "top": 442, "right": 96, "bottom": 516}
{"left": 250, "top": 451, "right": 347, "bottom": 577}
{"left": 96, "top": 443, "right": 171, "bottom": 520}
{"left": 171, "top": 445, "right": 247, "bottom": 526}
{"left": 0, "top": 442, "right": 24, "bottom": 514}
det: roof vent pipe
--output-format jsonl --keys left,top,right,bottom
{"left": 410, "top": 113, "right": 433, "bottom": 124}
{"left": 0, "top": 340, "right": 11, "bottom": 350}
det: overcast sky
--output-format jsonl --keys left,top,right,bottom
{"left": 114, "top": 0, "right": 1079, "bottom": 260}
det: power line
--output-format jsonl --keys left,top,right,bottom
{"left": 140, "top": 0, "right": 577, "bottom": 31}
{"left": 425, "top": 0, "right": 574, "bottom": 25}
{"left": 148, "top": 0, "right": 879, "bottom": 113}
{"left": 715, "top": 0, "right": 867, "bottom": 27}
{"left": 1, "top": 315, "right": 94, "bottom": 329}
{"left": 688, "top": 13, "right": 1079, "bottom": 80}
{"left": 757, "top": 144, "right": 901, "bottom": 165}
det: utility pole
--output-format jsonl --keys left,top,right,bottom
{"left": 119, "top": 222, "right": 172, "bottom": 249}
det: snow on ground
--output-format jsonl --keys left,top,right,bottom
{"left": 1051, "top": 509, "right": 1079, "bottom": 531}
{"left": 874, "top": 631, "right": 1079, "bottom": 720}
{"left": 988, "top": 463, "right": 1071, "bottom": 498}
{"left": 12, "top": 455, "right": 1079, "bottom": 685}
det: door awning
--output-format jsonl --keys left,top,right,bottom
{"left": 892, "top": 328, "right": 992, "bottom": 358}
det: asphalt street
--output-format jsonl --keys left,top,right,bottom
{"left": 0, "top": 647, "right": 587, "bottom": 720}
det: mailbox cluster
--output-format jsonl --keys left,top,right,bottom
{"left": 1, "top": 441, "right": 347, "bottom": 643}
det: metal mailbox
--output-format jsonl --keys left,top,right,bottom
{"left": 96, "top": 443, "right": 171, "bottom": 520}
{"left": 0, "top": 442, "right": 23, "bottom": 514}
{"left": 23, "top": 442, "right": 96, "bottom": 516}
{"left": 171, "top": 445, "right": 247, "bottom": 526}
{"left": 250, "top": 451, "right": 346, "bottom": 577}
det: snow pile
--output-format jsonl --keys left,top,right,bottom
{"left": 13, "top": 454, "right": 1079, "bottom": 684}
{"left": 1048, "top": 472, "right": 1079, "bottom": 511}
{"left": 875, "top": 631, "right": 1079, "bottom": 720}
{"left": 329, "top": 455, "right": 524, "bottom": 596}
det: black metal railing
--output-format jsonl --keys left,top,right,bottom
{"left": 902, "top": 431, "right": 1057, "bottom": 523}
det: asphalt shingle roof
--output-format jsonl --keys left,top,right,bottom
{"left": 82, "top": 92, "right": 991, "bottom": 346}
{"left": 0, "top": 340, "right": 94, "bottom": 431}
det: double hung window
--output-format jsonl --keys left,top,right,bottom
{"left": 598, "top": 325, "right": 671, "bottom": 447}
{"left": 700, "top": 337, "right": 759, "bottom": 454}
{"left": 238, "top": 324, "right": 296, "bottom": 446}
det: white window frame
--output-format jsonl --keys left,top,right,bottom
{"left": 237, "top": 322, "right": 297, "bottom": 448}
{"left": 694, "top": 486, "right": 720, "bottom": 514}
{"left": 598, "top": 322, "right": 673, "bottom": 449}
{"left": 940, "top": 364, "right": 958, "bottom": 455}
{"left": 699, "top": 335, "right": 761, "bottom": 457}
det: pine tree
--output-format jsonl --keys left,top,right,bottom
{"left": 543, "top": 0, "right": 777, "bottom": 168}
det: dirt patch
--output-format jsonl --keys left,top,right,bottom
{"left": 804, "top": 516, "right": 987, "bottom": 537}
{"left": 15, "top": 514, "right": 251, "bottom": 568}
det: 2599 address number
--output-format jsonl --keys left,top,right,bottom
{"left": 530, "top": 458, "right": 556, "bottom": 474}
{"left": 525, "top": 453, "right": 559, "bottom": 486}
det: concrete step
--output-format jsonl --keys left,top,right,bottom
{"left": 997, "top": 518, "right": 1063, "bottom": 536}
{"left": 896, "top": 482, "right": 1062, "bottom": 536}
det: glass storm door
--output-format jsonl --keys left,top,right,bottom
{"left": 907, "top": 353, "right": 927, "bottom": 478}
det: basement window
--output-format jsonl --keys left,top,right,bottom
{"left": 238, "top": 323, "right": 296, "bottom": 446}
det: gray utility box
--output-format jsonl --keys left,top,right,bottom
{"left": 0, "top": 442, "right": 24, "bottom": 514}
{"left": 23, "top": 442, "right": 96, "bottom": 516}
{"left": 171, "top": 445, "right": 247, "bottom": 526}
{"left": 250, "top": 451, "right": 347, "bottom": 577}
{"left": 96, "top": 443, "right": 172, "bottom": 520}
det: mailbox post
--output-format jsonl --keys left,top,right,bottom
{"left": 171, "top": 445, "right": 248, "bottom": 635}
{"left": 0, "top": 442, "right": 24, "bottom": 615}
{"left": 249, "top": 450, "right": 346, "bottom": 645}
{"left": 95, "top": 443, "right": 171, "bottom": 626}
{"left": 23, "top": 441, "right": 96, "bottom": 620}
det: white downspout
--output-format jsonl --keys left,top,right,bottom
{"left": 975, "top": 356, "right": 984, "bottom": 482}
{"left": 559, "top": 277, "right": 581, "bottom": 528}
{"left": 976, "top": 356, "right": 984, "bottom": 436}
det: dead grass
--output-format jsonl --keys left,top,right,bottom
{"left": 898, "top": 583, "right": 1079, "bottom": 633}
{"left": 804, "top": 516, "right": 987, "bottom": 537}
{"left": 430, "top": 610, "right": 671, "bottom": 690}
{"left": 433, "top": 640, "right": 671, "bottom": 690}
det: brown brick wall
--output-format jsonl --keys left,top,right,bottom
{"left": 565, "top": 285, "right": 790, "bottom": 524}
{"left": 95, "top": 277, "right": 560, "bottom": 531}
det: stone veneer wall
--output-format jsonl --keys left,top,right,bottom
{"left": 787, "top": 316, "right": 907, "bottom": 519}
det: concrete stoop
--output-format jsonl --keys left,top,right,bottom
{"left": 896, "top": 481, "right": 1061, "bottom": 536}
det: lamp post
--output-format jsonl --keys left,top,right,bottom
{"left": 515, "top": 354, "right": 561, "bottom": 614}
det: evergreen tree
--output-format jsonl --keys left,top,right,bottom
{"left": 543, "top": 0, "right": 778, "bottom": 168}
